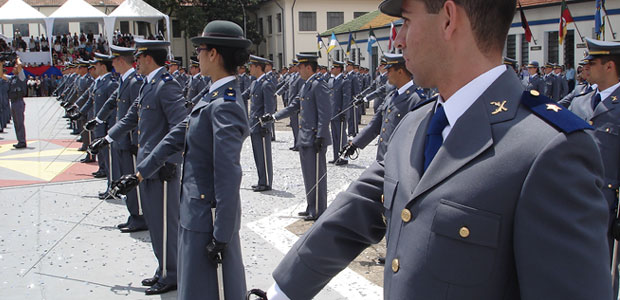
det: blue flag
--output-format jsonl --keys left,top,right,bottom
{"left": 367, "top": 27, "right": 377, "bottom": 53}
{"left": 595, "top": 0, "right": 604, "bottom": 40}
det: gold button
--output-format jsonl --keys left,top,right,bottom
{"left": 382, "top": 128, "right": 386, "bottom": 132}
{"left": 137, "top": 130, "right": 141, "bottom": 135}
{"left": 397, "top": 114, "right": 401, "bottom": 117}
{"left": 137, "top": 143, "right": 140, "bottom": 148}
{"left": 146, "top": 105, "right": 150, "bottom": 109}
{"left": 385, "top": 119, "right": 388, "bottom": 123}
{"left": 380, "top": 138, "right": 383, "bottom": 142}
{"left": 401, "top": 209, "right": 412, "bottom": 223}
{"left": 609, "top": 184, "right": 613, "bottom": 189}
{"left": 391, "top": 258, "right": 400, "bottom": 272}
{"left": 381, "top": 194, "right": 384, "bottom": 203}
{"left": 200, "top": 194, "right": 205, "bottom": 199}
{"left": 298, "top": 125, "right": 302, "bottom": 128}
{"left": 530, "top": 90, "right": 540, "bottom": 97}
{"left": 388, "top": 109, "right": 391, "bottom": 113}
{"left": 588, "top": 120, "right": 593, "bottom": 125}
{"left": 459, "top": 226, "right": 470, "bottom": 238}
{"left": 606, "top": 128, "right": 610, "bottom": 132}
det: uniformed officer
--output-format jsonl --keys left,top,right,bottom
{"left": 568, "top": 37, "right": 620, "bottom": 255}
{"left": 89, "top": 39, "right": 187, "bottom": 295}
{"left": 237, "top": 65, "right": 251, "bottom": 97}
{"left": 503, "top": 57, "right": 518, "bottom": 73}
{"left": 328, "top": 60, "right": 350, "bottom": 165}
{"left": 359, "top": 59, "right": 390, "bottom": 112}
{"left": 5, "top": 57, "right": 27, "bottom": 148}
{"left": 244, "top": 55, "right": 275, "bottom": 192}
{"left": 261, "top": 53, "right": 331, "bottom": 221}
{"left": 85, "top": 45, "right": 147, "bottom": 232}
{"left": 275, "top": 59, "right": 302, "bottom": 150}
{"left": 525, "top": 60, "right": 545, "bottom": 92}
{"left": 543, "top": 62, "right": 561, "bottom": 101}
{"left": 264, "top": 0, "right": 612, "bottom": 299}
{"left": 559, "top": 59, "right": 594, "bottom": 107}
{"left": 553, "top": 64, "right": 569, "bottom": 99}
{"left": 184, "top": 58, "right": 211, "bottom": 110}
{"left": 345, "top": 60, "right": 361, "bottom": 136}
{"left": 343, "top": 53, "right": 423, "bottom": 162}
{"left": 110, "top": 20, "right": 251, "bottom": 300}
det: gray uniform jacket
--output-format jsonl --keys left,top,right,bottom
{"left": 97, "top": 70, "right": 143, "bottom": 150}
{"left": 80, "top": 73, "right": 119, "bottom": 136}
{"left": 352, "top": 83, "right": 422, "bottom": 161}
{"left": 367, "top": 82, "right": 396, "bottom": 112}
{"left": 185, "top": 74, "right": 209, "bottom": 102}
{"left": 559, "top": 82, "right": 593, "bottom": 108}
{"left": 247, "top": 75, "right": 276, "bottom": 134}
{"left": 330, "top": 74, "right": 351, "bottom": 119}
{"left": 272, "top": 69, "right": 612, "bottom": 300}
{"left": 525, "top": 74, "right": 545, "bottom": 93}
{"left": 569, "top": 86, "right": 620, "bottom": 212}
{"left": 558, "top": 74, "right": 569, "bottom": 99}
{"left": 108, "top": 68, "right": 187, "bottom": 179}
{"left": 69, "top": 74, "right": 94, "bottom": 106}
{"left": 544, "top": 73, "right": 561, "bottom": 101}
{"left": 275, "top": 73, "right": 332, "bottom": 147}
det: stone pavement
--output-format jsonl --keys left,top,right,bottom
{"left": 0, "top": 97, "right": 383, "bottom": 299}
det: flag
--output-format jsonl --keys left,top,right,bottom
{"left": 595, "top": 0, "right": 604, "bottom": 40}
{"left": 388, "top": 22, "right": 397, "bottom": 52}
{"left": 519, "top": 2, "right": 533, "bottom": 43}
{"left": 327, "top": 32, "right": 338, "bottom": 54}
{"left": 346, "top": 31, "right": 356, "bottom": 56}
{"left": 559, "top": 0, "right": 574, "bottom": 45}
{"left": 317, "top": 34, "right": 325, "bottom": 57}
{"left": 367, "top": 27, "right": 377, "bottom": 53}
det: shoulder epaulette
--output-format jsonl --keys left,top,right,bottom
{"left": 411, "top": 95, "right": 437, "bottom": 111}
{"left": 521, "top": 90, "right": 592, "bottom": 133}
{"left": 134, "top": 74, "right": 144, "bottom": 81}
{"left": 223, "top": 87, "right": 236, "bottom": 101}
{"left": 161, "top": 73, "right": 173, "bottom": 82}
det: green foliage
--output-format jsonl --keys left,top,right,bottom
{"left": 145, "top": 0, "right": 264, "bottom": 46}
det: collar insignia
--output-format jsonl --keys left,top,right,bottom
{"left": 490, "top": 100, "right": 508, "bottom": 115}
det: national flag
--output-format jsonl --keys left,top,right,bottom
{"left": 327, "top": 32, "right": 338, "bottom": 54}
{"left": 595, "top": 0, "right": 605, "bottom": 40}
{"left": 317, "top": 34, "right": 325, "bottom": 57}
{"left": 388, "top": 22, "right": 397, "bottom": 52}
{"left": 559, "top": 0, "right": 574, "bottom": 45}
{"left": 346, "top": 31, "right": 356, "bottom": 56}
{"left": 367, "top": 27, "right": 377, "bottom": 53}
{"left": 519, "top": 2, "right": 533, "bottom": 43}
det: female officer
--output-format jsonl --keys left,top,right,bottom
{"left": 111, "top": 20, "right": 251, "bottom": 299}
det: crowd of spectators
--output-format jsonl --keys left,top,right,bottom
{"left": 26, "top": 74, "right": 60, "bottom": 97}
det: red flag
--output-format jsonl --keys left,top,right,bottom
{"left": 559, "top": 0, "right": 574, "bottom": 44}
{"left": 519, "top": 2, "right": 533, "bottom": 43}
{"left": 388, "top": 22, "right": 397, "bottom": 52}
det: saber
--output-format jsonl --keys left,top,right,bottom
{"left": 108, "top": 144, "right": 113, "bottom": 189}
{"left": 339, "top": 118, "right": 344, "bottom": 158}
{"left": 211, "top": 207, "right": 225, "bottom": 300}
{"left": 353, "top": 105, "right": 357, "bottom": 135}
{"left": 262, "top": 134, "right": 269, "bottom": 186}
{"left": 329, "top": 102, "right": 357, "bottom": 122}
{"left": 315, "top": 151, "right": 319, "bottom": 217}
{"left": 162, "top": 180, "right": 168, "bottom": 279}
{"left": 132, "top": 154, "right": 143, "bottom": 215}
{"left": 612, "top": 188, "right": 620, "bottom": 283}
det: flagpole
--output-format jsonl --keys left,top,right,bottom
{"left": 564, "top": 2, "right": 585, "bottom": 43}
{"left": 572, "top": 21, "right": 585, "bottom": 43}
{"left": 602, "top": 6, "right": 617, "bottom": 40}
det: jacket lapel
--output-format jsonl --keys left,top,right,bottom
{"left": 592, "top": 85, "right": 620, "bottom": 119}
{"left": 410, "top": 69, "right": 522, "bottom": 200}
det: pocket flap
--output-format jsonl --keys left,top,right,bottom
{"left": 383, "top": 176, "right": 398, "bottom": 209}
{"left": 432, "top": 200, "right": 500, "bottom": 248}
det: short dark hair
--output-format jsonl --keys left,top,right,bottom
{"left": 206, "top": 44, "right": 250, "bottom": 74}
{"left": 392, "top": 64, "right": 412, "bottom": 77}
{"left": 599, "top": 55, "right": 620, "bottom": 78}
{"left": 421, "top": 0, "right": 516, "bottom": 54}
{"left": 120, "top": 55, "right": 134, "bottom": 65}
{"left": 144, "top": 49, "right": 168, "bottom": 66}
{"left": 252, "top": 63, "right": 266, "bottom": 72}
{"left": 300, "top": 61, "right": 318, "bottom": 73}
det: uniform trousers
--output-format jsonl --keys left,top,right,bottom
{"left": 299, "top": 146, "right": 327, "bottom": 217}
{"left": 139, "top": 174, "right": 180, "bottom": 285}
{"left": 9, "top": 99, "right": 25, "bottom": 144}
{"left": 113, "top": 146, "right": 146, "bottom": 228}
{"left": 330, "top": 118, "right": 347, "bottom": 161}
{"left": 250, "top": 131, "right": 273, "bottom": 187}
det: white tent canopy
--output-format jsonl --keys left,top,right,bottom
{"left": 105, "top": 0, "right": 171, "bottom": 56}
{"left": 0, "top": 0, "right": 46, "bottom": 24}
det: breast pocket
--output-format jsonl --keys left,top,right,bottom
{"left": 427, "top": 199, "right": 500, "bottom": 286}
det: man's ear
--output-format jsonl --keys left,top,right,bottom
{"left": 440, "top": 0, "right": 460, "bottom": 42}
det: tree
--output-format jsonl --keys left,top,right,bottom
{"left": 145, "top": 0, "right": 264, "bottom": 46}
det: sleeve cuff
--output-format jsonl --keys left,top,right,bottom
{"left": 104, "top": 135, "right": 114, "bottom": 143}
{"left": 95, "top": 117, "right": 103, "bottom": 124}
{"left": 267, "top": 283, "right": 291, "bottom": 300}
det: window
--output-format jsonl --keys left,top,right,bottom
{"left": 172, "top": 20, "right": 181, "bottom": 38}
{"left": 354, "top": 12, "right": 368, "bottom": 19}
{"left": 137, "top": 21, "right": 149, "bottom": 36}
{"left": 521, "top": 34, "right": 529, "bottom": 64}
{"left": 120, "top": 21, "right": 129, "bottom": 34}
{"left": 505, "top": 34, "right": 516, "bottom": 59}
{"left": 269, "top": 54, "right": 274, "bottom": 64}
{"left": 13, "top": 24, "right": 29, "bottom": 37}
{"left": 278, "top": 53, "right": 282, "bottom": 69}
{"left": 327, "top": 12, "right": 344, "bottom": 30}
{"left": 258, "top": 18, "right": 263, "bottom": 35}
{"left": 276, "top": 13, "right": 282, "bottom": 33}
{"left": 299, "top": 12, "right": 316, "bottom": 32}
{"left": 52, "top": 22, "right": 69, "bottom": 36}
{"left": 563, "top": 30, "right": 574, "bottom": 68}
{"left": 267, "top": 15, "right": 273, "bottom": 35}
{"left": 546, "top": 31, "right": 559, "bottom": 64}
{"left": 80, "top": 22, "right": 99, "bottom": 35}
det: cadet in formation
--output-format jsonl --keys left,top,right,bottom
{"left": 567, "top": 38, "right": 620, "bottom": 298}
{"left": 327, "top": 60, "right": 350, "bottom": 165}
{"left": 525, "top": 60, "right": 545, "bottom": 92}
{"left": 89, "top": 39, "right": 187, "bottom": 295}
{"left": 275, "top": 59, "right": 302, "bottom": 150}
{"left": 264, "top": 0, "right": 612, "bottom": 299}
{"left": 343, "top": 53, "right": 424, "bottom": 162}
{"left": 261, "top": 54, "right": 331, "bottom": 221}
{"left": 86, "top": 45, "right": 147, "bottom": 233}
{"left": 244, "top": 55, "right": 275, "bottom": 192}
{"left": 559, "top": 59, "right": 594, "bottom": 107}
{"left": 112, "top": 20, "right": 251, "bottom": 300}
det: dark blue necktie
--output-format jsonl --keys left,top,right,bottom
{"left": 591, "top": 93, "right": 601, "bottom": 110}
{"left": 423, "top": 105, "right": 448, "bottom": 171}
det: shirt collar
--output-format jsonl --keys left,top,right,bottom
{"left": 256, "top": 73, "right": 266, "bottom": 82}
{"left": 209, "top": 75, "right": 236, "bottom": 93}
{"left": 597, "top": 81, "right": 620, "bottom": 102}
{"left": 347, "top": 70, "right": 355, "bottom": 76}
{"left": 121, "top": 68, "right": 135, "bottom": 82}
{"left": 335, "top": 73, "right": 343, "bottom": 80}
{"left": 437, "top": 65, "right": 507, "bottom": 130}
{"left": 147, "top": 67, "right": 164, "bottom": 83}
{"left": 397, "top": 80, "right": 414, "bottom": 95}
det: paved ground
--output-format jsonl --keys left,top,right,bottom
{"left": 0, "top": 97, "right": 383, "bottom": 299}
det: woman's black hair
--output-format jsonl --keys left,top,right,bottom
{"left": 205, "top": 44, "right": 250, "bottom": 74}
